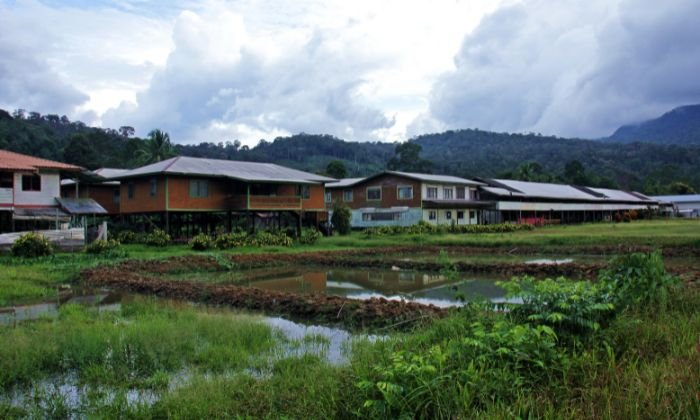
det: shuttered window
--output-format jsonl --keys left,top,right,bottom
{"left": 189, "top": 179, "right": 209, "bottom": 198}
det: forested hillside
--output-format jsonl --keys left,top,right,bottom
{"left": 607, "top": 104, "right": 700, "bottom": 145}
{"left": 0, "top": 108, "right": 698, "bottom": 194}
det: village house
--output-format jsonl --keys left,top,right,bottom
{"left": 325, "top": 171, "right": 487, "bottom": 227}
{"left": 61, "top": 168, "right": 128, "bottom": 215}
{"left": 0, "top": 149, "right": 85, "bottom": 233}
{"left": 107, "top": 156, "right": 334, "bottom": 236}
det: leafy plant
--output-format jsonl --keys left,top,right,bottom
{"left": 188, "top": 233, "right": 213, "bottom": 251}
{"left": 331, "top": 201, "right": 352, "bottom": 235}
{"left": 11, "top": 232, "right": 53, "bottom": 258}
{"left": 84, "top": 239, "right": 122, "bottom": 255}
{"left": 599, "top": 251, "right": 680, "bottom": 310}
{"left": 115, "top": 230, "right": 140, "bottom": 244}
{"left": 214, "top": 231, "right": 249, "bottom": 249}
{"left": 298, "top": 228, "right": 321, "bottom": 245}
{"left": 144, "top": 229, "right": 171, "bottom": 247}
{"left": 249, "top": 230, "right": 293, "bottom": 247}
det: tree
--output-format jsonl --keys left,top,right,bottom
{"left": 563, "top": 160, "right": 589, "bottom": 185}
{"left": 136, "top": 129, "right": 175, "bottom": 164}
{"left": 331, "top": 201, "right": 352, "bottom": 235}
{"left": 515, "top": 161, "right": 552, "bottom": 182}
{"left": 387, "top": 142, "right": 432, "bottom": 173}
{"left": 326, "top": 160, "right": 347, "bottom": 179}
{"left": 63, "top": 134, "right": 100, "bottom": 169}
{"left": 118, "top": 126, "right": 135, "bottom": 138}
{"left": 667, "top": 181, "right": 696, "bottom": 195}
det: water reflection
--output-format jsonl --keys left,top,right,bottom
{"left": 229, "top": 267, "right": 510, "bottom": 307}
{"left": 0, "top": 290, "right": 122, "bottom": 327}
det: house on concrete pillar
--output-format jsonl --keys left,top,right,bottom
{"left": 107, "top": 156, "right": 334, "bottom": 237}
{"left": 325, "top": 171, "right": 486, "bottom": 228}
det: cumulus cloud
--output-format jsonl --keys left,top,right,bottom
{"left": 427, "top": 0, "right": 700, "bottom": 138}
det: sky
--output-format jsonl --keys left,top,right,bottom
{"left": 1, "top": 0, "right": 699, "bottom": 145}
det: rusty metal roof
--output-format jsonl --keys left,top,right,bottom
{"left": 0, "top": 149, "right": 81, "bottom": 172}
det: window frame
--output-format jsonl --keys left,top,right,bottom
{"left": 443, "top": 186, "right": 454, "bottom": 200}
{"left": 366, "top": 186, "right": 382, "bottom": 201}
{"left": 457, "top": 211, "right": 464, "bottom": 220}
{"left": 189, "top": 179, "right": 210, "bottom": 198}
{"left": 426, "top": 186, "right": 438, "bottom": 199}
{"left": 456, "top": 186, "right": 466, "bottom": 200}
{"left": 397, "top": 185, "right": 413, "bottom": 200}
{"left": 299, "top": 185, "right": 310, "bottom": 200}
{"left": 324, "top": 191, "right": 332, "bottom": 203}
{"left": 428, "top": 210, "right": 437, "bottom": 221}
{"left": 21, "top": 174, "right": 41, "bottom": 192}
{"left": 445, "top": 210, "right": 452, "bottom": 220}
{"left": 149, "top": 177, "right": 157, "bottom": 197}
{"left": 127, "top": 182, "right": 135, "bottom": 199}
{"left": 343, "top": 189, "right": 353, "bottom": 202}
{"left": 0, "top": 172, "right": 13, "bottom": 189}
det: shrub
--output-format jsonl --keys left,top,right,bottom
{"left": 214, "top": 231, "right": 249, "bottom": 249}
{"left": 144, "top": 229, "right": 171, "bottom": 247}
{"left": 249, "top": 230, "right": 293, "bottom": 247}
{"left": 298, "top": 228, "right": 321, "bottom": 245}
{"left": 500, "top": 276, "right": 615, "bottom": 344}
{"left": 363, "top": 222, "right": 534, "bottom": 237}
{"left": 331, "top": 202, "right": 352, "bottom": 235}
{"left": 11, "top": 232, "right": 53, "bottom": 258}
{"left": 115, "top": 230, "right": 139, "bottom": 244}
{"left": 599, "top": 251, "right": 680, "bottom": 310}
{"left": 84, "top": 239, "right": 122, "bottom": 255}
{"left": 189, "top": 233, "right": 213, "bottom": 251}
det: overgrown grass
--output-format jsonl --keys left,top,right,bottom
{"left": 0, "top": 298, "right": 275, "bottom": 390}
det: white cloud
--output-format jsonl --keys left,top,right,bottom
{"left": 427, "top": 0, "right": 700, "bottom": 138}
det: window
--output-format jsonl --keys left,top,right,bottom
{"left": 21, "top": 174, "right": 41, "bottom": 191}
{"left": 189, "top": 179, "right": 209, "bottom": 198}
{"left": 343, "top": 189, "right": 353, "bottom": 202}
{"left": 299, "top": 185, "right": 310, "bottom": 199}
{"left": 128, "top": 182, "right": 134, "bottom": 199}
{"left": 397, "top": 185, "right": 413, "bottom": 200}
{"left": 446, "top": 211, "right": 452, "bottom": 220}
{"left": 324, "top": 191, "right": 332, "bottom": 203}
{"left": 149, "top": 177, "right": 157, "bottom": 197}
{"left": 428, "top": 210, "right": 437, "bottom": 220}
{"left": 469, "top": 210, "right": 476, "bottom": 219}
{"left": 0, "top": 172, "right": 12, "bottom": 188}
{"left": 427, "top": 187, "right": 438, "bottom": 199}
{"left": 443, "top": 187, "right": 454, "bottom": 200}
{"left": 112, "top": 188, "right": 120, "bottom": 204}
{"left": 362, "top": 212, "right": 402, "bottom": 221}
{"left": 367, "top": 186, "right": 381, "bottom": 201}
{"left": 456, "top": 187, "right": 466, "bottom": 200}
{"left": 457, "top": 211, "right": 464, "bottom": 220}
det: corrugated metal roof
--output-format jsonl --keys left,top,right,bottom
{"left": 0, "top": 149, "right": 81, "bottom": 172}
{"left": 109, "top": 156, "right": 334, "bottom": 184}
{"left": 388, "top": 171, "right": 484, "bottom": 185}
{"left": 651, "top": 194, "right": 700, "bottom": 203}
{"left": 492, "top": 179, "right": 595, "bottom": 200}
{"left": 56, "top": 197, "right": 108, "bottom": 214}
{"left": 326, "top": 178, "right": 365, "bottom": 188}
{"left": 62, "top": 168, "right": 127, "bottom": 186}
{"left": 587, "top": 187, "right": 652, "bottom": 203}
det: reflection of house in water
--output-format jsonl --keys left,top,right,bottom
{"left": 241, "top": 270, "right": 327, "bottom": 294}
{"left": 327, "top": 269, "right": 450, "bottom": 294}
{"left": 0, "top": 291, "right": 122, "bottom": 327}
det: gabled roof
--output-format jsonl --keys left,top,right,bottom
{"left": 61, "top": 167, "right": 129, "bottom": 186}
{"left": 109, "top": 156, "right": 335, "bottom": 184}
{"left": 586, "top": 187, "right": 655, "bottom": 203}
{"left": 326, "top": 171, "right": 483, "bottom": 189}
{"left": 0, "top": 149, "right": 81, "bottom": 172}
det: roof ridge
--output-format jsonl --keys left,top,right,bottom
{"left": 161, "top": 156, "right": 181, "bottom": 172}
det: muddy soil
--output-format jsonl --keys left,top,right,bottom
{"left": 82, "top": 266, "right": 447, "bottom": 330}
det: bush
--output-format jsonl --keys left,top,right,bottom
{"left": 331, "top": 202, "right": 352, "bottom": 235}
{"left": 249, "top": 230, "right": 293, "bottom": 247}
{"left": 144, "top": 229, "right": 171, "bottom": 247}
{"left": 599, "top": 251, "right": 680, "bottom": 310}
{"left": 114, "top": 230, "right": 139, "bottom": 244}
{"left": 363, "top": 222, "right": 534, "bottom": 237}
{"left": 214, "top": 231, "right": 249, "bottom": 249}
{"left": 84, "top": 239, "right": 122, "bottom": 255}
{"left": 189, "top": 233, "right": 213, "bottom": 251}
{"left": 298, "top": 228, "right": 321, "bottom": 245}
{"left": 11, "top": 232, "right": 53, "bottom": 258}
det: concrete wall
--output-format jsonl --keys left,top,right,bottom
{"left": 13, "top": 171, "right": 60, "bottom": 207}
{"left": 422, "top": 209, "right": 479, "bottom": 225}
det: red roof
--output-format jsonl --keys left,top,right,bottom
{"left": 0, "top": 149, "right": 81, "bottom": 172}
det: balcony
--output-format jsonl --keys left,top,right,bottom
{"left": 227, "top": 195, "right": 302, "bottom": 210}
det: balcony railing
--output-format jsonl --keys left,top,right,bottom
{"left": 227, "top": 195, "right": 302, "bottom": 210}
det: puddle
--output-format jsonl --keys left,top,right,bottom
{"left": 0, "top": 290, "right": 123, "bottom": 327}
{"left": 524, "top": 258, "right": 575, "bottom": 265}
{"left": 174, "top": 267, "right": 511, "bottom": 307}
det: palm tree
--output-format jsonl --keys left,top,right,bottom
{"left": 137, "top": 129, "right": 175, "bottom": 164}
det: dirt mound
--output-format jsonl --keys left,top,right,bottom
{"left": 82, "top": 266, "right": 447, "bottom": 330}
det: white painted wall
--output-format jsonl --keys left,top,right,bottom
{"left": 0, "top": 188, "right": 11, "bottom": 204}
{"left": 420, "top": 183, "right": 477, "bottom": 200}
{"left": 13, "top": 171, "right": 60, "bottom": 206}
{"left": 422, "top": 209, "right": 479, "bottom": 225}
